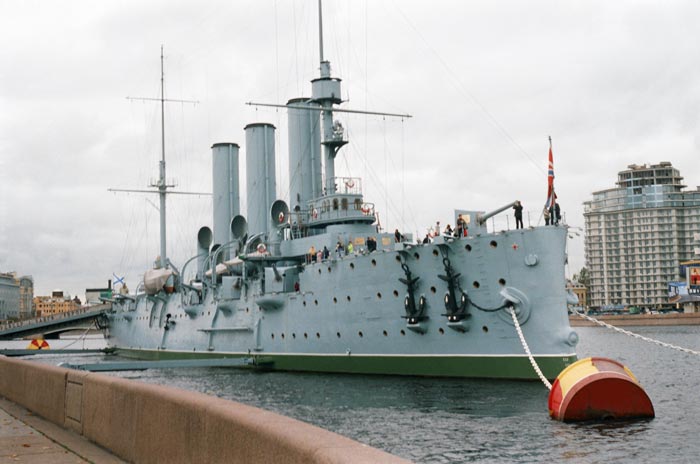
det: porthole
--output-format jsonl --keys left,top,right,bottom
{"left": 316, "top": 332, "right": 320, "bottom": 338}
{"left": 490, "top": 240, "right": 498, "bottom": 248}
{"left": 400, "top": 330, "right": 406, "bottom": 336}
{"left": 246, "top": 307, "right": 249, "bottom": 312}
{"left": 432, "top": 249, "right": 439, "bottom": 257}
{"left": 347, "top": 296, "right": 351, "bottom": 302}
{"left": 473, "top": 281, "right": 480, "bottom": 289}
{"left": 358, "top": 331, "right": 364, "bottom": 338}
{"left": 465, "top": 244, "right": 472, "bottom": 252}
{"left": 314, "top": 299, "right": 318, "bottom": 306}
{"left": 383, "top": 330, "right": 388, "bottom": 337}
{"left": 413, "top": 252, "right": 420, "bottom": 260}
{"left": 372, "top": 259, "right": 377, "bottom": 266}
{"left": 393, "top": 290, "right": 399, "bottom": 297}
{"left": 337, "top": 332, "right": 341, "bottom": 338}
{"left": 318, "top": 269, "right": 322, "bottom": 274}
{"left": 499, "top": 278, "right": 506, "bottom": 286}
{"left": 482, "top": 326, "right": 489, "bottom": 333}
{"left": 281, "top": 333, "right": 285, "bottom": 339}
{"left": 303, "top": 301, "right": 307, "bottom": 307}
{"left": 271, "top": 333, "right": 275, "bottom": 339}
{"left": 350, "top": 263, "right": 355, "bottom": 269}
{"left": 333, "top": 297, "right": 338, "bottom": 304}
{"left": 304, "top": 333, "right": 308, "bottom": 339}
{"left": 292, "top": 333, "right": 296, "bottom": 339}
{"left": 439, "top": 328, "right": 445, "bottom": 335}
{"left": 327, "top": 267, "right": 331, "bottom": 273}
{"left": 377, "top": 292, "right": 382, "bottom": 299}
{"left": 430, "top": 286, "right": 436, "bottom": 294}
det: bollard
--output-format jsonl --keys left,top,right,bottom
{"left": 548, "top": 357, "right": 654, "bottom": 422}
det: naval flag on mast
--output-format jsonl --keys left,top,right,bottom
{"left": 545, "top": 136, "right": 557, "bottom": 209}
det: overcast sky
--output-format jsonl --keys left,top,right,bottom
{"left": 2, "top": 0, "right": 700, "bottom": 299}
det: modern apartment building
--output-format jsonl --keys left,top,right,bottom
{"left": 584, "top": 162, "right": 700, "bottom": 310}
{"left": 0, "top": 272, "right": 34, "bottom": 321}
{"left": 0, "top": 273, "right": 20, "bottom": 320}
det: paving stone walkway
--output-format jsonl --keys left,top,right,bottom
{"left": 0, "top": 398, "right": 124, "bottom": 464}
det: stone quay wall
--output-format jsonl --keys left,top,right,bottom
{"left": 0, "top": 356, "right": 408, "bottom": 463}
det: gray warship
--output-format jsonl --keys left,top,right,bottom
{"left": 105, "top": 5, "right": 578, "bottom": 379}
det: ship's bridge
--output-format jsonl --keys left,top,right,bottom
{"left": 288, "top": 177, "right": 376, "bottom": 238}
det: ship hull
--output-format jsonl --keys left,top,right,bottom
{"left": 111, "top": 348, "right": 576, "bottom": 379}
{"left": 106, "top": 227, "right": 579, "bottom": 379}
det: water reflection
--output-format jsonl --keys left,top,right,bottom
{"left": 5, "top": 326, "right": 700, "bottom": 463}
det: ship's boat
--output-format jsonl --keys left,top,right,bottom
{"left": 106, "top": 4, "right": 578, "bottom": 379}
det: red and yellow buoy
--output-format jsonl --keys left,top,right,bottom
{"left": 548, "top": 357, "right": 654, "bottom": 422}
{"left": 27, "top": 338, "right": 50, "bottom": 350}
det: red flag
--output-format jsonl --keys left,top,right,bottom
{"left": 545, "top": 139, "right": 557, "bottom": 208}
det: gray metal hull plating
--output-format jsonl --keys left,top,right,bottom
{"left": 107, "top": 226, "right": 578, "bottom": 379}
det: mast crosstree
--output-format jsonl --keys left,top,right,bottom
{"left": 110, "top": 45, "right": 203, "bottom": 270}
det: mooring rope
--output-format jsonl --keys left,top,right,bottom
{"left": 58, "top": 326, "right": 92, "bottom": 350}
{"left": 570, "top": 307, "right": 700, "bottom": 357}
{"left": 509, "top": 307, "right": 552, "bottom": 390}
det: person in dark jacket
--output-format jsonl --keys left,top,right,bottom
{"left": 513, "top": 201, "right": 524, "bottom": 229}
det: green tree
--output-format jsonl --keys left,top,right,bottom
{"left": 573, "top": 267, "right": 590, "bottom": 287}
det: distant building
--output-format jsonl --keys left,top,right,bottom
{"left": 0, "top": 272, "right": 20, "bottom": 320}
{"left": 34, "top": 290, "right": 80, "bottom": 317}
{"left": 85, "top": 280, "right": 112, "bottom": 305}
{"left": 19, "top": 276, "right": 34, "bottom": 318}
{"left": 568, "top": 283, "right": 588, "bottom": 309}
{"left": 584, "top": 162, "right": 700, "bottom": 310}
{"left": 0, "top": 272, "right": 34, "bottom": 321}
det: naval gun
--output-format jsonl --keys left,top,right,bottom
{"left": 477, "top": 201, "right": 519, "bottom": 226}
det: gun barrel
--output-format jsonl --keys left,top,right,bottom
{"left": 478, "top": 201, "right": 518, "bottom": 225}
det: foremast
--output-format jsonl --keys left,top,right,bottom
{"left": 154, "top": 45, "right": 173, "bottom": 270}
{"left": 313, "top": 0, "right": 346, "bottom": 195}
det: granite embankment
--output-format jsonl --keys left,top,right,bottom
{"left": 0, "top": 356, "right": 409, "bottom": 463}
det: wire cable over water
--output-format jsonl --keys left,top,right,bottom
{"left": 570, "top": 307, "right": 700, "bottom": 357}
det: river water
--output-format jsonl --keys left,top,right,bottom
{"left": 3, "top": 326, "right": 699, "bottom": 463}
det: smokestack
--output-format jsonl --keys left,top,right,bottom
{"left": 211, "top": 143, "right": 240, "bottom": 260}
{"left": 287, "top": 98, "right": 321, "bottom": 211}
{"left": 245, "top": 123, "right": 276, "bottom": 237}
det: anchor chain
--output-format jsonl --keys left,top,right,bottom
{"left": 570, "top": 307, "right": 700, "bottom": 357}
{"left": 469, "top": 299, "right": 511, "bottom": 313}
{"left": 510, "top": 307, "right": 552, "bottom": 390}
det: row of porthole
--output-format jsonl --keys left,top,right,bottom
{"left": 320, "top": 240, "right": 502, "bottom": 274}
{"left": 298, "top": 278, "right": 509, "bottom": 307}
{"left": 269, "top": 325, "right": 491, "bottom": 340}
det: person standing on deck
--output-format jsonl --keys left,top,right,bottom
{"left": 513, "top": 201, "right": 524, "bottom": 229}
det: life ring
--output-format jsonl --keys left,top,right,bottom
{"left": 345, "top": 179, "right": 355, "bottom": 189}
{"left": 278, "top": 212, "right": 285, "bottom": 223}
{"left": 312, "top": 208, "right": 319, "bottom": 219}
{"left": 361, "top": 205, "right": 371, "bottom": 215}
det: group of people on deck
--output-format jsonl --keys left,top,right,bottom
{"left": 512, "top": 200, "right": 562, "bottom": 228}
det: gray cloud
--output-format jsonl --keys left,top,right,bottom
{"left": 2, "top": 0, "right": 699, "bottom": 298}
